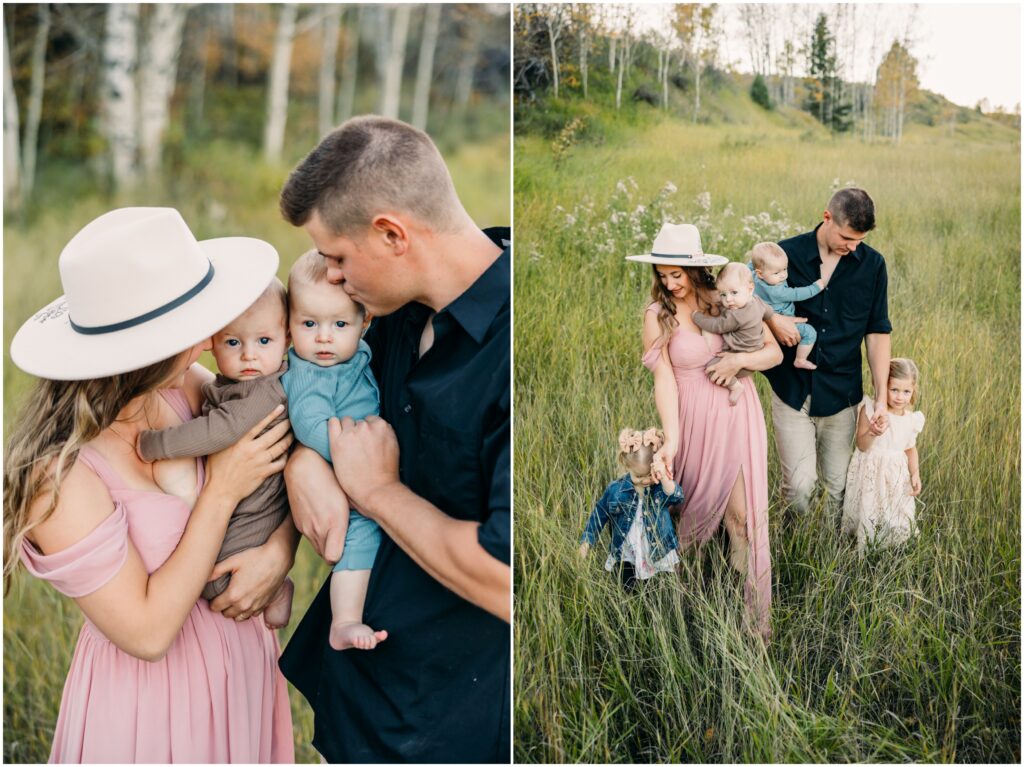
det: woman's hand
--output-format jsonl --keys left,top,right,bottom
{"left": 205, "top": 406, "right": 291, "bottom": 506}
{"left": 706, "top": 352, "right": 743, "bottom": 386}
{"left": 653, "top": 442, "right": 677, "bottom": 480}
{"left": 208, "top": 522, "right": 296, "bottom": 620}
{"left": 578, "top": 542, "right": 590, "bottom": 558}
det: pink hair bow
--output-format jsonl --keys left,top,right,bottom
{"left": 618, "top": 431, "right": 643, "bottom": 453}
{"left": 641, "top": 428, "right": 661, "bottom": 449}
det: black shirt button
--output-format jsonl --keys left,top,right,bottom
{"left": 403, "top": 404, "right": 412, "bottom": 414}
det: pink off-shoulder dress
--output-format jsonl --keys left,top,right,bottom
{"left": 19, "top": 389, "right": 294, "bottom": 763}
{"left": 643, "top": 304, "right": 772, "bottom": 638}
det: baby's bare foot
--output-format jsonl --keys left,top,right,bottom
{"left": 330, "top": 621, "right": 388, "bottom": 651}
{"left": 728, "top": 385, "right": 742, "bottom": 406}
{"left": 793, "top": 358, "right": 818, "bottom": 370}
{"left": 263, "top": 577, "right": 294, "bottom": 630}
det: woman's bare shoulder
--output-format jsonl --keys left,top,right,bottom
{"left": 182, "top": 363, "right": 215, "bottom": 415}
{"left": 27, "top": 453, "right": 116, "bottom": 555}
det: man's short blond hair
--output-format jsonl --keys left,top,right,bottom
{"left": 279, "top": 115, "right": 463, "bottom": 236}
{"left": 748, "top": 241, "right": 787, "bottom": 271}
{"left": 716, "top": 261, "right": 754, "bottom": 286}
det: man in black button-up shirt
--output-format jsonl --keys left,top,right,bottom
{"left": 760, "top": 188, "right": 892, "bottom": 513}
{"left": 275, "top": 116, "right": 510, "bottom": 763}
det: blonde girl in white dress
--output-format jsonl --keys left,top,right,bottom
{"left": 842, "top": 358, "right": 925, "bottom": 553}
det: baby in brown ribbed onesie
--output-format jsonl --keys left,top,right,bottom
{"left": 137, "top": 279, "right": 294, "bottom": 629}
{"left": 692, "top": 262, "right": 774, "bottom": 406}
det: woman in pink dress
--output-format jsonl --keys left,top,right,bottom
{"left": 3, "top": 208, "right": 297, "bottom": 762}
{"left": 629, "top": 224, "right": 782, "bottom": 639}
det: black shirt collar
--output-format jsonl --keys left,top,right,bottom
{"left": 803, "top": 222, "right": 865, "bottom": 263}
{"left": 439, "top": 227, "right": 510, "bottom": 344}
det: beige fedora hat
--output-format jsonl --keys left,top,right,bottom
{"left": 10, "top": 207, "right": 279, "bottom": 381}
{"left": 626, "top": 223, "right": 728, "bottom": 267}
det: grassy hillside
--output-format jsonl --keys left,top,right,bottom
{"left": 513, "top": 91, "right": 1019, "bottom": 762}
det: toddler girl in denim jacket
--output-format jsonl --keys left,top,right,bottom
{"left": 579, "top": 428, "right": 684, "bottom": 589}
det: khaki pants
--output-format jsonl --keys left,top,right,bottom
{"left": 769, "top": 391, "right": 857, "bottom": 514}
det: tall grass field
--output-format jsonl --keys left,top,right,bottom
{"left": 2, "top": 133, "right": 509, "bottom": 764}
{"left": 513, "top": 103, "right": 1020, "bottom": 762}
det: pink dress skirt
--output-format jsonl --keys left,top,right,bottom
{"left": 19, "top": 389, "right": 294, "bottom": 763}
{"left": 643, "top": 304, "right": 772, "bottom": 638}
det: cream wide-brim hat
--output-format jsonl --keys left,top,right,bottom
{"left": 625, "top": 222, "right": 728, "bottom": 267}
{"left": 10, "top": 207, "right": 280, "bottom": 381}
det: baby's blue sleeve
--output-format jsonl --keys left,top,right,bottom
{"left": 282, "top": 364, "right": 335, "bottom": 464}
{"left": 767, "top": 282, "right": 822, "bottom": 303}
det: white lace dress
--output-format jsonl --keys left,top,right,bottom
{"left": 604, "top": 493, "right": 681, "bottom": 579}
{"left": 842, "top": 397, "right": 925, "bottom": 553}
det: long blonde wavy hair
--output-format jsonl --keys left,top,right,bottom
{"left": 3, "top": 356, "right": 184, "bottom": 593}
{"left": 648, "top": 263, "right": 718, "bottom": 349}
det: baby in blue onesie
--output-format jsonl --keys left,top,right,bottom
{"left": 748, "top": 241, "right": 825, "bottom": 370}
{"left": 282, "top": 250, "right": 385, "bottom": 651}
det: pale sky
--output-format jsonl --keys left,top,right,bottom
{"left": 633, "top": 3, "right": 1021, "bottom": 112}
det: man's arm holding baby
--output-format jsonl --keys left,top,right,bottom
{"left": 286, "top": 416, "right": 511, "bottom": 623}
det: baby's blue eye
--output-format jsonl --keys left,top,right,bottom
{"left": 258, "top": 337, "right": 271, "bottom": 345}
{"left": 226, "top": 339, "right": 240, "bottom": 347}
{"left": 335, "top": 320, "right": 348, "bottom": 329}
{"left": 303, "top": 320, "right": 316, "bottom": 328}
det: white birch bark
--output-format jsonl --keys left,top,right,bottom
{"left": 608, "top": 35, "right": 616, "bottom": 72}
{"left": 336, "top": 7, "right": 359, "bottom": 124}
{"left": 3, "top": 19, "right": 20, "bottom": 204}
{"left": 454, "top": 20, "right": 479, "bottom": 121}
{"left": 263, "top": 3, "right": 296, "bottom": 163}
{"left": 411, "top": 4, "right": 441, "bottom": 130}
{"left": 22, "top": 3, "right": 50, "bottom": 199}
{"left": 380, "top": 5, "right": 411, "bottom": 120}
{"left": 319, "top": 5, "right": 340, "bottom": 137}
{"left": 139, "top": 4, "right": 187, "bottom": 178}
{"left": 102, "top": 3, "right": 140, "bottom": 189}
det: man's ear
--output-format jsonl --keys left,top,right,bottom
{"left": 369, "top": 214, "right": 409, "bottom": 256}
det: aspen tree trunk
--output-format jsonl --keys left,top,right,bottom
{"left": 411, "top": 4, "right": 440, "bottom": 130}
{"left": 579, "top": 25, "right": 588, "bottom": 99}
{"left": 139, "top": 3, "right": 187, "bottom": 178}
{"left": 615, "top": 37, "right": 625, "bottom": 110}
{"left": 336, "top": 7, "right": 359, "bottom": 124}
{"left": 102, "top": 3, "right": 140, "bottom": 190}
{"left": 263, "top": 3, "right": 296, "bottom": 163}
{"left": 547, "top": 17, "right": 559, "bottom": 98}
{"left": 188, "top": 21, "right": 207, "bottom": 132}
{"left": 319, "top": 5, "right": 340, "bottom": 136}
{"left": 22, "top": 3, "right": 50, "bottom": 199}
{"left": 454, "top": 23, "right": 478, "bottom": 122}
{"left": 380, "top": 4, "right": 410, "bottom": 119}
{"left": 608, "top": 36, "right": 616, "bottom": 72}
{"left": 3, "top": 19, "right": 20, "bottom": 204}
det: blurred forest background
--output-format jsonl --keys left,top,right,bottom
{"left": 3, "top": 3, "right": 509, "bottom": 763}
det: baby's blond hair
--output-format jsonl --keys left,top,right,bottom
{"left": 748, "top": 242, "right": 787, "bottom": 271}
{"left": 716, "top": 261, "right": 753, "bottom": 286}
{"left": 287, "top": 249, "right": 365, "bottom": 316}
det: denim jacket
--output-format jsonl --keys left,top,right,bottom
{"left": 580, "top": 475, "right": 684, "bottom": 563}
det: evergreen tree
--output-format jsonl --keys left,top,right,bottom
{"left": 750, "top": 73, "right": 771, "bottom": 110}
{"left": 804, "top": 13, "right": 851, "bottom": 132}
